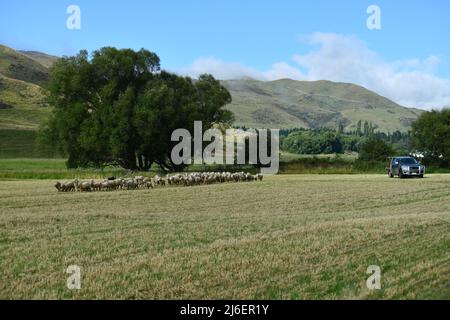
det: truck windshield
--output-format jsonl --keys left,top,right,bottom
{"left": 399, "top": 158, "right": 418, "bottom": 164}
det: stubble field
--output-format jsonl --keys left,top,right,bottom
{"left": 0, "top": 174, "right": 449, "bottom": 299}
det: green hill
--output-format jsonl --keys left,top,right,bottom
{"left": 18, "top": 50, "right": 59, "bottom": 68}
{"left": 0, "top": 45, "right": 50, "bottom": 86}
{"left": 0, "top": 45, "right": 51, "bottom": 131}
{"left": 0, "top": 74, "right": 49, "bottom": 130}
{"left": 0, "top": 74, "right": 50, "bottom": 157}
{"left": 222, "top": 78, "right": 422, "bottom": 132}
{"left": 0, "top": 45, "right": 52, "bottom": 157}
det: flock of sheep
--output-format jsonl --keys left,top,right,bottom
{"left": 54, "top": 171, "right": 263, "bottom": 192}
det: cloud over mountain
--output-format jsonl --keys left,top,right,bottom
{"left": 181, "top": 33, "right": 450, "bottom": 110}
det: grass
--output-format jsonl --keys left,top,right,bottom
{"left": 18, "top": 50, "right": 59, "bottom": 69}
{"left": 0, "top": 174, "right": 449, "bottom": 299}
{"left": 0, "top": 130, "right": 41, "bottom": 158}
{"left": 0, "top": 157, "right": 448, "bottom": 179}
{"left": 0, "top": 158, "right": 67, "bottom": 170}
{"left": 0, "top": 74, "right": 50, "bottom": 130}
{"left": 0, "top": 159, "right": 256, "bottom": 180}
{"left": 280, "top": 151, "right": 358, "bottom": 162}
{"left": 0, "top": 45, "right": 49, "bottom": 86}
{"left": 0, "top": 157, "right": 362, "bottom": 180}
{"left": 279, "top": 155, "right": 381, "bottom": 174}
{"left": 0, "top": 158, "right": 127, "bottom": 180}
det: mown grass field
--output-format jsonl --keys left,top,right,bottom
{"left": 0, "top": 174, "right": 449, "bottom": 299}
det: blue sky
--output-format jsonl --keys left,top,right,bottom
{"left": 1, "top": 0, "right": 449, "bottom": 108}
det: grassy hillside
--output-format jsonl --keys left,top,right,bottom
{"left": 0, "top": 74, "right": 50, "bottom": 130}
{"left": 0, "top": 46, "right": 52, "bottom": 157}
{"left": 18, "top": 50, "right": 59, "bottom": 68}
{"left": 0, "top": 130, "right": 39, "bottom": 158}
{"left": 0, "top": 75, "right": 50, "bottom": 158}
{"left": 222, "top": 79, "right": 422, "bottom": 132}
{"left": 0, "top": 45, "right": 49, "bottom": 86}
{"left": 0, "top": 175, "right": 448, "bottom": 299}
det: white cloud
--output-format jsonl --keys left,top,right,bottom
{"left": 392, "top": 55, "right": 441, "bottom": 73}
{"left": 179, "top": 32, "right": 450, "bottom": 109}
{"left": 261, "top": 62, "right": 304, "bottom": 80}
{"left": 179, "top": 57, "right": 263, "bottom": 80}
{"left": 179, "top": 57, "right": 303, "bottom": 81}
{"left": 293, "top": 33, "right": 450, "bottom": 109}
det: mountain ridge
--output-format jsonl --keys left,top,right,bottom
{"left": 0, "top": 44, "right": 50, "bottom": 86}
{"left": 18, "top": 50, "right": 59, "bottom": 68}
{"left": 0, "top": 44, "right": 422, "bottom": 132}
{"left": 221, "top": 78, "right": 422, "bottom": 132}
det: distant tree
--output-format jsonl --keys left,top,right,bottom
{"left": 40, "top": 47, "right": 233, "bottom": 170}
{"left": 340, "top": 135, "right": 361, "bottom": 152}
{"left": 356, "top": 120, "right": 362, "bottom": 136}
{"left": 358, "top": 138, "right": 395, "bottom": 162}
{"left": 411, "top": 109, "right": 450, "bottom": 167}
{"left": 363, "top": 121, "right": 369, "bottom": 137}
{"left": 282, "top": 130, "right": 343, "bottom": 154}
{"left": 337, "top": 121, "right": 344, "bottom": 134}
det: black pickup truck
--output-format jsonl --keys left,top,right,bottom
{"left": 386, "top": 157, "right": 425, "bottom": 178}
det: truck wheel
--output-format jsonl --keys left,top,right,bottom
{"left": 388, "top": 171, "right": 394, "bottom": 178}
{"left": 399, "top": 171, "right": 404, "bottom": 179}
{"left": 419, "top": 174, "right": 424, "bottom": 178}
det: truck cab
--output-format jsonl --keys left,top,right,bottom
{"left": 386, "top": 157, "right": 425, "bottom": 178}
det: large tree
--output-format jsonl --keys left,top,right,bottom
{"left": 41, "top": 47, "right": 233, "bottom": 170}
{"left": 411, "top": 109, "right": 450, "bottom": 167}
{"left": 358, "top": 138, "right": 395, "bottom": 162}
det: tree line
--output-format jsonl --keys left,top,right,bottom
{"left": 280, "top": 109, "right": 450, "bottom": 168}
{"left": 280, "top": 126, "right": 411, "bottom": 155}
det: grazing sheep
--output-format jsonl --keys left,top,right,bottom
{"left": 152, "top": 175, "right": 166, "bottom": 187}
{"left": 78, "top": 180, "right": 93, "bottom": 192}
{"left": 125, "top": 179, "right": 137, "bottom": 190}
{"left": 54, "top": 179, "right": 78, "bottom": 192}
{"left": 55, "top": 172, "right": 263, "bottom": 193}
{"left": 134, "top": 176, "right": 144, "bottom": 187}
{"left": 144, "top": 181, "right": 154, "bottom": 189}
{"left": 55, "top": 181, "right": 62, "bottom": 192}
{"left": 100, "top": 180, "right": 110, "bottom": 191}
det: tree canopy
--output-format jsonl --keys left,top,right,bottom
{"left": 40, "top": 47, "right": 233, "bottom": 170}
{"left": 411, "top": 109, "right": 450, "bottom": 167}
{"left": 282, "top": 130, "right": 343, "bottom": 154}
{"left": 358, "top": 138, "right": 395, "bottom": 162}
